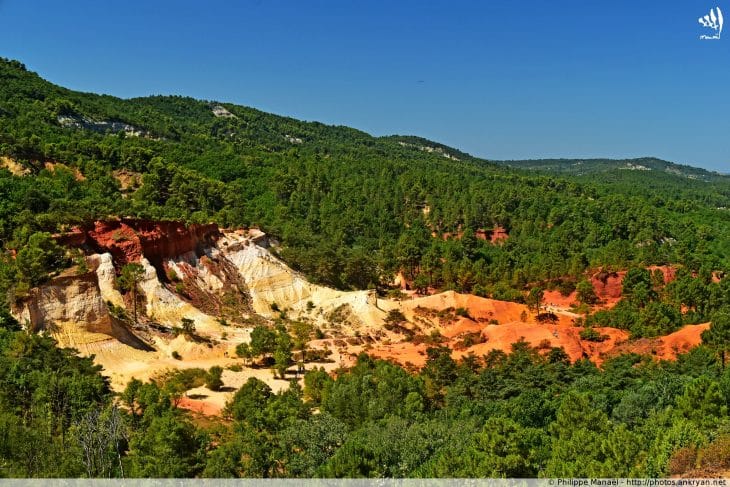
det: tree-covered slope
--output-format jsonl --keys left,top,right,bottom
{"left": 1, "top": 56, "right": 730, "bottom": 301}
{"left": 5, "top": 57, "right": 730, "bottom": 480}
{"left": 499, "top": 157, "right": 727, "bottom": 182}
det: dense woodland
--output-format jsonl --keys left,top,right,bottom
{"left": 2, "top": 57, "right": 730, "bottom": 477}
{"left": 4, "top": 309, "right": 730, "bottom": 478}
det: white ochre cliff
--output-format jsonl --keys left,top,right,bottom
{"left": 15, "top": 270, "right": 113, "bottom": 336}
{"left": 10, "top": 227, "right": 385, "bottom": 390}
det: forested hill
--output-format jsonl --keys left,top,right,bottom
{"left": 2, "top": 56, "right": 730, "bottom": 301}
{"left": 499, "top": 157, "right": 727, "bottom": 182}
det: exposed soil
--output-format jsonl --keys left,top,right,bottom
{"left": 56, "top": 219, "right": 221, "bottom": 267}
{"left": 366, "top": 291, "right": 708, "bottom": 369}
{"left": 26, "top": 221, "right": 714, "bottom": 420}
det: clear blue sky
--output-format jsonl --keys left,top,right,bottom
{"left": 1, "top": 0, "right": 729, "bottom": 171}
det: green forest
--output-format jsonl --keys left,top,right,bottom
{"left": 4, "top": 310, "right": 730, "bottom": 478}
{"left": 2, "top": 57, "right": 730, "bottom": 477}
{"left": 1, "top": 58, "right": 729, "bottom": 298}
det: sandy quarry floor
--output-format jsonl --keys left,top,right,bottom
{"left": 84, "top": 289, "right": 709, "bottom": 416}
{"left": 176, "top": 359, "right": 341, "bottom": 416}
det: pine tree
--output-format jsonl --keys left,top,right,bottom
{"left": 117, "top": 263, "right": 145, "bottom": 323}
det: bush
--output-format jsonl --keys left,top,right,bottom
{"left": 386, "top": 289, "right": 407, "bottom": 300}
{"left": 576, "top": 279, "right": 598, "bottom": 304}
{"left": 385, "top": 309, "right": 406, "bottom": 328}
{"left": 536, "top": 312, "right": 558, "bottom": 323}
{"left": 171, "top": 351, "right": 182, "bottom": 360}
{"left": 698, "top": 435, "right": 730, "bottom": 471}
{"left": 557, "top": 279, "right": 576, "bottom": 296}
{"left": 668, "top": 447, "right": 697, "bottom": 476}
{"left": 206, "top": 366, "right": 224, "bottom": 391}
{"left": 166, "top": 268, "right": 180, "bottom": 282}
{"left": 166, "top": 368, "right": 208, "bottom": 389}
{"left": 111, "top": 230, "right": 129, "bottom": 242}
{"left": 455, "top": 307, "right": 471, "bottom": 319}
{"left": 455, "top": 331, "right": 485, "bottom": 349}
{"left": 579, "top": 327, "right": 607, "bottom": 342}
{"left": 236, "top": 342, "right": 253, "bottom": 361}
{"left": 181, "top": 318, "right": 196, "bottom": 336}
{"left": 72, "top": 249, "right": 89, "bottom": 274}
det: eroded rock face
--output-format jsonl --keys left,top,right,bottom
{"left": 56, "top": 219, "right": 221, "bottom": 267}
{"left": 138, "top": 255, "right": 227, "bottom": 333}
{"left": 11, "top": 219, "right": 712, "bottom": 397}
{"left": 592, "top": 270, "right": 625, "bottom": 301}
{"left": 50, "top": 223, "right": 385, "bottom": 331}
{"left": 94, "top": 253, "right": 125, "bottom": 308}
{"left": 14, "top": 271, "right": 113, "bottom": 335}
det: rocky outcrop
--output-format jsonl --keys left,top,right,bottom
{"left": 56, "top": 219, "right": 222, "bottom": 267}
{"left": 15, "top": 270, "right": 114, "bottom": 335}
{"left": 57, "top": 115, "right": 149, "bottom": 137}
{"left": 0, "top": 156, "right": 31, "bottom": 176}
{"left": 94, "top": 253, "right": 126, "bottom": 308}
{"left": 592, "top": 270, "right": 625, "bottom": 301}
{"left": 138, "top": 255, "right": 229, "bottom": 333}
{"left": 217, "top": 231, "right": 385, "bottom": 327}
{"left": 12, "top": 265, "right": 150, "bottom": 352}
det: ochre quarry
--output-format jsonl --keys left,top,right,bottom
{"left": 11, "top": 220, "right": 711, "bottom": 416}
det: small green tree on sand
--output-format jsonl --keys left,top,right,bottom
{"left": 117, "top": 263, "right": 145, "bottom": 323}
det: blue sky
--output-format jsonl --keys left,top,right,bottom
{"left": 1, "top": 0, "right": 729, "bottom": 171}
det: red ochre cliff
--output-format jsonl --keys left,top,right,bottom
{"left": 55, "top": 218, "right": 222, "bottom": 267}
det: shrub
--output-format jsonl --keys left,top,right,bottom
{"left": 235, "top": 342, "right": 253, "bottom": 362}
{"left": 557, "top": 279, "right": 576, "bottom": 296}
{"left": 576, "top": 279, "right": 598, "bottom": 304}
{"left": 455, "top": 307, "right": 471, "bottom": 319}
{"left": 698, "top": 435, "right": 730, "bottom": 471}
{"left": 181, "top": 318, "right": 196, "bottom": 336}
{"left": 386, "top": 289, "right": 407, "bottom": 301}
{"left": 166, "top": 268, "right": 180, "bottom": 282}
{"left": 579, "top": 327, "right": 608, "bottom": 342}
{"left": 455, "top": 331, "right": 485, "bottom": 349}
{"left": 384, "top": 309, "right": 406, "bottom": 329}
{"left": 111, "top": 230, "right": 129, "bottom": 242}
{"left": 171, "top": 351, "right": 182, "bottom": 360}
{"left": 536, "top": 312, "right": 558, "bottom": 323}
{"left": 73, "top": 249, "right": 89, "bottom": 274}
{"left": 668, "top": 447, "right": 697, "bottom": 476}
{"left": 206, "top": 366, "right": 224, "bottom": 391}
